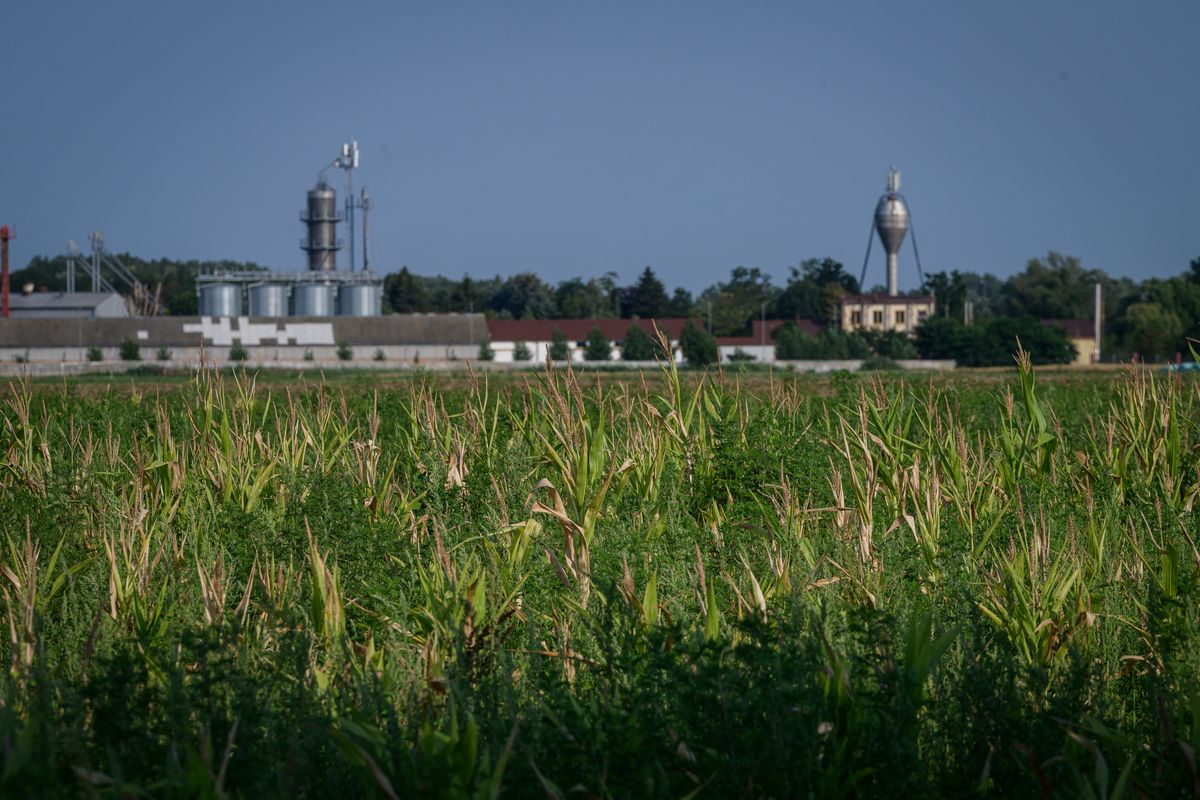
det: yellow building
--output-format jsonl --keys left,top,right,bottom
{"left": 1044, "top": 319, "right": 1097, "bottom": 366}
{"left": 839, "top": 293, "right": 935, "bottom": 335}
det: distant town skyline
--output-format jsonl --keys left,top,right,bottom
{"left": 4, "top": 2, "right": 1197, "bottom": 291}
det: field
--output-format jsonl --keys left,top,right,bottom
{"left": 0, "top": 359, "right": 1198, "bottom": 797}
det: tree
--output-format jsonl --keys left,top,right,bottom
{"left": 620, "top": 324, "right": 655, "bottom": 361}
{"left": 384, "top": 267, "right": 428, "bottom": 313}
{"left": 679, "top": 321, "right": 718, "bottom": 367}
{"left": 669, "top": 287, "right": 694, "bottom": 318}
{"left": 492, "top": 273, "right": 558, "bottom": 319}
{"left": 773, "top": 258, "right": 858, "bottom": 325}
{"left": 555, "top": 278, "right": 611, "bottom": 319}
{"left": 922, "top": 271, "right": 969, "bottom": 319}
{"left": 513, "top": 341, "right": 532, "bottom": 361}
{"left": 1122, "top": 302, "right": 1183, "bottom": 360}
{"left": 549, "top": 329, "right": 571, "bottom": 361}
{"left": 628, "top": 267, "right": 671, "bottom": 319}
{"left": 1000, "top": 252, "right": 1105, "bottom": 319}
{"left": 478, "top": 338, "right": 495, "bottom": 361}
{"left": 699, "top": 266, "right": 778, "bottom": 337}
{"left": 583, "top": 326, "right": 612, "bottom": 361}
{"left": 914, "top": 316, "right": 1075, "bottom": 366}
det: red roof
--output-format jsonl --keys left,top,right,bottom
{"left": 839, "top": 293, "right": 935, "bottom": 304}
{"left": 1043, "top": 318, "right": 1094, "bottom": 339}
{"left": 717, "top": 319, "right": 823, "bottom": 346}
{"left": 485, "top": 317, "right": 692, "bottom": 342}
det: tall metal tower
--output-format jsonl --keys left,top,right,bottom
{"left": 860, "top": 167, "right": 923, "bottom": 296}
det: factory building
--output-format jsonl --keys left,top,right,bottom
{"left": 6, "top": 291, "right": 129, "bottom": 319}
{"left": 196, "top": 141, "right": 383, "bottom": 319}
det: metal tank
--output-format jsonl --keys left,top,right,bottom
{"left": 337, "top": 283, "right": 381, "bottom": 317}
{"left": 300, "top": 181, "right": 341, "bottom": 271}
{"left": 248, "top": 283, "right": 289, "bottom": 317}
{"left": 292, "top": 282, "right": 336, "bottom": 317}
{"left": 874, "top": 168, "right": 910, "bottom": 297}
{"left": 199, "top": 283, "right": 243, "bottom": 317}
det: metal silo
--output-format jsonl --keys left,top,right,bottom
{"left": 249, "top": 283, "right": 289, "bottom": 317}
{"left": 874, "top": 168, "right": 910, "bottom": 297}
{"left": 337, "top": 283, "right": 381, "bottom": 317}
{"left": 300, "top": 181, "right": 341, "bottom": 271}
{"left": 199, "top": 283, "right": 243, "bottom": 317}
{"left": 292, "top": 282, "right": 336, "bottom": 317}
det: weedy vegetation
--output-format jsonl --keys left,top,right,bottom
{"left": 0, "top": 350, "right": 1198, "bottom": 797}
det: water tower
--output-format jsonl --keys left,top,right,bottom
{"left": 874, "top": 168, "right": 909, "bottom": 297}
{"left": 858, "top": 167, "right": 925, "bottom": 297}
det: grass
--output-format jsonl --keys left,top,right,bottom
{"left": 0, "top": 356, "right": 1197, "bottom": 796}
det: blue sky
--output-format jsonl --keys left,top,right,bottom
{"left": 3, "top": 2, "right": 1197, "bottom": 292}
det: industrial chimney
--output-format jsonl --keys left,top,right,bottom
{"left": 300, "top": 181, "right": 342, "bottom": 271}
{"left": 874, "top": 168, "right": 910, "bottom": 297}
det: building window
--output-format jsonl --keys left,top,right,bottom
{"left": 850, "top": 311, "right": 862, "bottom": 326}
{"left": 895, "top": 310, "right": 906, "bottom": 325}
{"left": 872, "top": 310, "right": 883, "bottom": 324}
{"left": 917, "top": 310, "right": 927, "bottom": 321}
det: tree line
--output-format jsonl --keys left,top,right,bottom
{"left": 10, "top": 249, "right": 1198, "bottom": 361}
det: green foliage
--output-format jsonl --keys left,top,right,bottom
{"left": 860, "top": 329, "right": 918, "bottom": 359}
{"left": 118, "top": 337, "right": 141, "bottom": 362}
{"left": 628, "top": 266, "right": 671, "bottom": 319}
{"left": 1120, "top": 301, "right": 1184, "bottom": 360}
{"left": 679, "top": 320, "right": 717, "bottom": 366}
{"left": 548, "top": 329, "right": 570, "bottom": 361}
{"left": 512, "top": 341, "right": 532, "bottom": 361}
{"left": 336, "top": 342, "right": 353, "bottom": 361}
{"left": 86, "top": 346, "right": 103, "bottom": 362}
{"left": 727, "top": 348, "right": 756, "bottom": 362}
{"left": 915, "top": 316, "right": 1076, "bottom": 366}
{"left": 373, "top": 348, "right": 386, "bottom": 362}
{"left": 229, "top": 342, "right": 249, "bottom": 362}
{"left": 774, "top": 325, "right": 870, "bottom": 360}
{"left": 477, "top": 338, "right": 495, "bottom": 361}
{"left": 774, "top": 257, "right": 858, "bottom": 325}
{"left": 583, "top": 326, "right": 612, "bottom": 361}
{"left": 620, "top": 324, "right": 655, "bottom": 361}
{"left": 0, "top": 364, "right": 1197, "bottom": 795}
{"left": 155, "top": 346, "right": 171, "bottom": 361}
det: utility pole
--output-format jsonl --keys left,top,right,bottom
{"left": 0, "top": 225, "right": 12, "bottom": 318}
{"left": 1093, "top": 282, "right": 1102, "bottom": 364}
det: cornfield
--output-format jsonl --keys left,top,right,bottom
{"left": 0, "top": 355, "right": 1198, "bottom": 797}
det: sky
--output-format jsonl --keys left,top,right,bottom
{"left": 3, "top": 2, "right": 1198, "bottom": 293}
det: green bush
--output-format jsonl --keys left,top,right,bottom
{"left": 86, "top": 346, "right": 103, "bottom": 362}
{"left": 583, "top": 326, "right": 612, "bottom": 361}
{"left": 774, "top": 325, "right": 870, "bottom": 360}
{"left": 229, "top": 342, "right": 249, "bottom": 362}
{"left": 513, "top": 341, "right": 532, "bottom": 361}
{"left": 478, "top": 339, "right": 495, "bottom": 361}
{"left": 727, "top": 348, "right": 756, "bottom": 362}
{"left": 679, "top": 320, "right": 718, "bottom": 366}
{"left": 119, "top": 337, "right": 141, "bottom": 362}
{"left": 621, "top": 324, "right": 654, "bottom": 361}
{"left": 336, "top": 342, "right": 353, "bottom": 361}
{"left": 862, "top": 329, "right": 918, "bottom": 360}
{"left": 914, "top": 316, "right": 1076, "bottom": 366}
{"left": 155, "top": 347, "right": 171, "bottom": 362}
{"left": 549, "top": 329, "right": 571, "bottom": 361}
{"left": 373, "top": 349, "right": 386, "bottom": 362}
